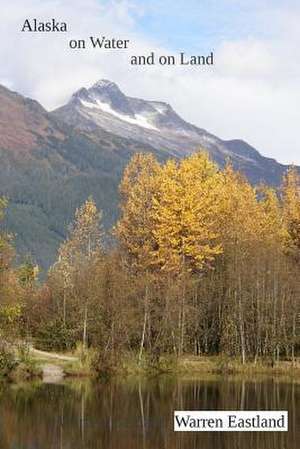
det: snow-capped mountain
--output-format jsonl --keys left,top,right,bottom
{"left": 0, "top": 81, "right": 294, "bottom": 270}
{"left": 54, "top": 79, "right": 207, "bottom": 159}
{"left": 58, "top": 79, "right": 199, "bottom": 133}
{"left": 54, "top": 79, "right": 286, "bottom": 185}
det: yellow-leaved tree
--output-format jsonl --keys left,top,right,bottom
{"left": 152, "top": 152, "right": 223, "bottom": 274}
{"left": 50, "top": 197, "right": 103, "bottom": 347}
{"left": 115, "top": 153, "right": 162, "bottom": 361}
{"left": 116, "top": 151, "right": 225, "bottom": 358}
{"left": 281, "top": 167, "right": 300, "bottom": 258}
{"left": 280, "top": 168, "right": 300, "bottom": 361}
{"left": 0, "top": 198, "right": 22, "bottom": 341}
{"left": 115, "top": 152, "right": 161, "bottom": 271}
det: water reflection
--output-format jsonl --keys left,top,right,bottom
{"left": 0, "top": 376, "right": 298, "bottom": 449}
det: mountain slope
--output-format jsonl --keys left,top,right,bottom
{"left": 0, "top": 81, "right": 295, "bottom": 270}
{"left": 54, "top": 79, "right": 288, "bottom": 186}
{"left": 0, "top": 85, "right": 166, "bottom": 269}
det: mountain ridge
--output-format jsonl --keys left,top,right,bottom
{"left": 53, "top": 79, "right": 289, "bottom": 185}
{"left": 0, "top": 80, "right": 296, "bottom": 270}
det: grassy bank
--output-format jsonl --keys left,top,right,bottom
{"left": 178, "top": 355, "right": 300, "bottom": 377}
{"left": 0, "top": 345, "right": 42, "bottom": 382}
{"left": 44, "top": 353, "right": 300, "bottom": 379}
{"left": 5, "top": 346, "right": 300, "bottom": 382}
{"left": 93, "top": 353, "right": 300, "bottom": 379}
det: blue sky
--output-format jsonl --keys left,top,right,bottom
{"left": 125, "top": 0, "right": 282, "bottom": 50}
{"left": 1, "top": 0, "right": 300, "bottom": 164}
{"left": 135, "top": 1, "right": 254, "bottom": 50}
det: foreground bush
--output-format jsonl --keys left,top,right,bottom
{"left": 0, "top": 345, "right": 16, "bottom": 377}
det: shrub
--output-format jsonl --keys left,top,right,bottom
{"left": 91, "top": 350, "right": 118, "bottom": 379}
{"left": 0, "top": 344, "right": 16, "bottom": 377}
{"left": 144, "top": 353, "right": 178, "bottom": 374}
{"left": 35, "top": 320, "right": 76, "bottom": 351}
{"left": 74, "top": 342, "right": 97, "bottom": 370}
{"left": 214, "top": 355, "right": 235, "bottom": 374}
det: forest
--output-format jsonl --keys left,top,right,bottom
{"left": 0, "top": 151, "right": 299, "bottom": 378}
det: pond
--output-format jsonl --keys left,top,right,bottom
{"left": 0, "top": 375, "right": 298, "bottom": 448}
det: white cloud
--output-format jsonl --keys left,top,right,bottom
{"left": 0, "top": 0, "right": 299, "bottom": 164}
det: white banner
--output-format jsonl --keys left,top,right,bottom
{"left": 174, "top": 411, "right": 288, "bottom": 432}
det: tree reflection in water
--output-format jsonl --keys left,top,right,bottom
{"left": 0, "top": 376, "right": 298, "bottom": 449}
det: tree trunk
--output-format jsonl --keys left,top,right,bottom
{"left": 63, "top": 288, "right": 66, "bottom": 326}
{"left": 236, "top": 289, "right": 246, "bottom": 365}
{"left": 83, "top": 303, "right": 88, "bottom": 348}
{"left": 138, "top": 284, "right": 148, "bottom": 364}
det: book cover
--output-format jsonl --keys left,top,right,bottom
{"left": 0, "top": 1, "right": 298, "bottom": 448}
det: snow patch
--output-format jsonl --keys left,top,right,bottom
{"left": 81, "top": 99, "right": 158, "bottom": 131}
{"left": 150, "top": 102, "right": 168, "bottom": 114}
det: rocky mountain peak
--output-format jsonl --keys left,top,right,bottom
{"left": 63, "top": 79, "right": 199, "bottom": 134}
{"left": 86, "top": 79, "right": 134, "bottom": 117}
{"left": 92, "top": 79, "right": 120, "bottom": 91}
{"left": 54, "top": 78, "right": 287, "bottom": 178}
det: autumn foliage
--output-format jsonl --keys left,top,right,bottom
{"left": 1, "top": 151, "right": 299, "bottom": 368}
